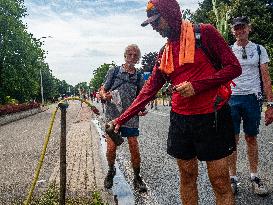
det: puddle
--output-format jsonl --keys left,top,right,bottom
{"left": 92, "top": 119, "right": 135, "bottom": 205}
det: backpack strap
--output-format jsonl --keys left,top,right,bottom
{"left": 110, "top": 66, "right": 142, "bottom": 95}
{"left": 257, "top": 44, "right": 264, "bottom": 97}
{"left": 194, "top": 24, "right": 222, "bottom": 70}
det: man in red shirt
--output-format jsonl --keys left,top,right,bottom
{"left": 112, "top": 0, "right": 241, "bottom": 204}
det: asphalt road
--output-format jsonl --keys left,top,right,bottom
{"left": 112, "top": 104, "right": 273, "bottom": 205}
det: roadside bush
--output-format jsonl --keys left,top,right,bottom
{"left": 0, "top": 102, "right": 40, "bottom": 116}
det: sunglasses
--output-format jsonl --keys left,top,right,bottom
{"left": 151, "top": 16, "right": 161, "bottom": 27}
{"left": 242, "top": 47, "right": 247, "bottom": 59}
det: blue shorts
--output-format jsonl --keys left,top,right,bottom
{"left": 229, "top": 94, "right": 261, "bottom": 136}
{"left": 120, "top": 127, "right": 139, "bottom": 137}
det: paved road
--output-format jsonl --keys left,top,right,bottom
{"left": 107, "top": 104, "right": 273, "bottom": 205}
{"left": 0, "top": 102, "right": 82, "bottom": 204}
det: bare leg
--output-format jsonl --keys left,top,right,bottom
{"left": 106, "top": 135, "right": 117, "bottom": 166}
{"left": 245, "top": 135, "right": 258, "bottom": 173}
{"left": 177, "top": 158, "right": 198, "bottom": 205}
{"left": 228, "top": 134, "right": 240, "bottom": 176}
{"left": 207, "top": 157, "right": 235, "bottom": 205}
{"left": 128, "top": 136, "right": 141, "bottom": 169}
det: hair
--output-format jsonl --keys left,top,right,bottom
{"left": 124, "top": 44, "right": 141, "bottom": 62}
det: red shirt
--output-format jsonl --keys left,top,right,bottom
{"left": 115, "top": 24, "right": 241, "bottom": 125}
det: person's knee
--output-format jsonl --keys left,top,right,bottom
{"left": 178, "top": 160, "right": 198, "bottom": 185}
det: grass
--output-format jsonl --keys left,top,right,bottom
{"left": 13, "top": 184, "right": 107, "bottom": 205}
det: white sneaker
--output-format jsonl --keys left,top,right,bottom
{"left": 251, "top": 177, "right": 268, "bottom": 196}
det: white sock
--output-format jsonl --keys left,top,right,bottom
{"left": 230, "top": 176, "right": 238, "bottom": 181}
{"left": 250, "top": 173, "right": 258, "bottom": 180}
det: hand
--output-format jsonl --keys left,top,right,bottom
{"left": 103, "top": 92, "right": 112, "bottom": 101}
{"left": 173, "top": 81, "right": 195, "bottom": 97}
{"left": 112, "top": 119, "right": 121, "bottom": 133}
{"left": 265, "top": 107, "right": 273, "bottom": 126}
{"left": 138, "top": 110, "right": 148, "bottom": 116}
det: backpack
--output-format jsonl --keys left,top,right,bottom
{"left": 194, "top": 24, "right": 234, "bottom": 110}
{"left": 108, "top": 66, "right": 142, "bottom": 95}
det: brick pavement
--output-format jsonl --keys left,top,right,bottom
{"left": 48, "top": 104, "right": 115, "bottom": 203}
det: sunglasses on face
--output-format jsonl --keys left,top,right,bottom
{"left": 151, "top": 16, "right": 161, "bottom": 27}
{"left": 242, "top": 47, "right": 247, "bottom": 59}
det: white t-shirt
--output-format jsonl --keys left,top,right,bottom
{"left": 231, "top": 41, "right": 270, "bottom": 95}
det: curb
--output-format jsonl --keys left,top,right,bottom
{"left": 90, "top": 118, "right": 117, "bottom": 204}
{"left": 0, "top": 106, "right": 48, "bottom": 126}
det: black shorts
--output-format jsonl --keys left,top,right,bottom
{"left": 167, "top": 104, "right": 235, "bottom": 161}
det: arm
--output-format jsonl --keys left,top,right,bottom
{"left": 114, "top": 66, "right": 166, "bottom": 126}
{"left": 260, "top": 63, "right": 273, "bottom": 126}
{"left": 190, "top": 24, "right": 242, "bottom": 94}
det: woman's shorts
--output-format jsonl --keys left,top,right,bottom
{"left": 120, "top": 127, "right": 139, "bottom": 137}
{"left": 167, "top": 104, "right": 235, "bottom": 161}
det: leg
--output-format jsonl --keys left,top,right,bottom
{"left": 207, "top": 158, "right": 235, "bottom": 205}
{"left": 245, "top": 135, "right": 258, "bottom": 173}
{"left": 128, "top": 136, "right": 141, "bottom": 169}
{"left": 106, "top": 136, "right": 117, "bottom": 166}
{"left": 177, "top": 158, "right": 198, "bottom": 205}
{"left": 227, "top": 134, "right": 240, "bottom": 176}
{"left": 128, "top": 136, "right": 147, "bottom": 192}
{"left": 104, "top": 136, "right": 117, "bottom": 189}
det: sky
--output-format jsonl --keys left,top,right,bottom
{"left": 24, "top": 0, "right": 201, "bottom": 86}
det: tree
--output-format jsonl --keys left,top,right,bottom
{"left": 193, "top": 0, "right": 273, "bottom": 80}
{"left": 90, "top": 62, "right": 116, "bottom": 91}
{"left": 141, "top": 52, "right": 158, "bottom": 72}
{"left": 0, "top": 0, "right": 72, "bottom": 104}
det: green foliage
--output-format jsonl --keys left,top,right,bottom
{"left": 75, "top": 82, "right": 89, "bottom": 96}
{"left": 90, "top": 62, "right": 116, "bottom": 91}
{"left": 182, "top": 9, "right": 194, "bottom": 21}
{"left": 28, "top": 184, "right": 106, "bottom": 205}
{"left": 192, "top": 0, "right": 273, "bottom": 81}
{"left": 0, "top": 0, "right": 73, "bottom": 104}
{"left": 212, "top": 0, "right": 230, "bottom": 40}
{"left": 4, "top": 96, "right": 18, "bottom": 104}
{"left": 141, "top": 52, "right": 158, "bottom": 72}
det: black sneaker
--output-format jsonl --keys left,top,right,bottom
{"left": 251, "top": 177, "right": 268, "bottom": 196}
{"left": 133, "top": 175, "right": 147, "bottom": 193}
{"left": 104, "top": 168, "right": 116, "bottom": 189}
{"left": 230, "top": 178, "right": 238, "bottom": 195}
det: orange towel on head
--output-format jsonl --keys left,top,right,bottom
{"left": 159, "top": 20, "right": 195, "bottom": 74}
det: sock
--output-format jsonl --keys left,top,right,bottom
{"left": 133, "top": 167, "right": 140, "bottom": 177}
{"left": 108, "top": 164, "right": 115, "bottom": 171}
{"left": 230, "top": 176, "right": 238, "bottom": 181}
{"left": 250, "top": 173, "right": 258, "bottom": 180}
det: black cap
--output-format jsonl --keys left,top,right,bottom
{"left": 141, "top": 7, "right": 160, "bottom": 27}
{"left": 232, "top": 16, "right": 250, "bottom": 27}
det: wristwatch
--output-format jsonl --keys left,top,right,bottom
{"left": 266, "top": 102, "right": 273, "bottom": 108}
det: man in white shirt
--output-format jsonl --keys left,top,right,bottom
{"left": 228, "top": 16, "right": 273, "bottom": 196}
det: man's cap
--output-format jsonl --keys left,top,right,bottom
{"left": 141, "top": 2, "right": 160, "bottom": 27}
{"left": 231, "top": 16, "right": 250, "bottom": 27}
